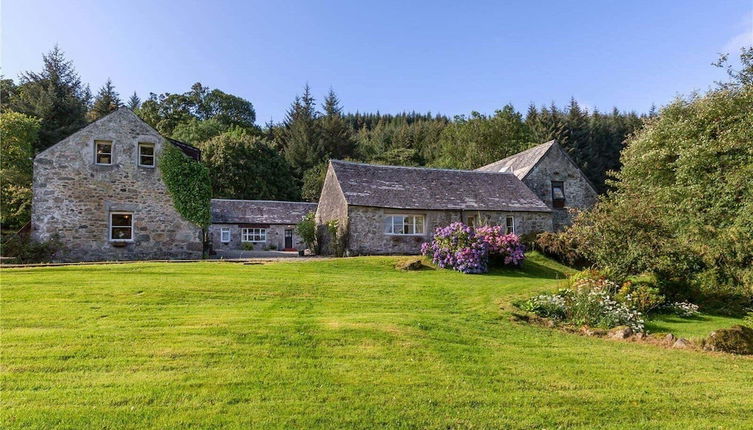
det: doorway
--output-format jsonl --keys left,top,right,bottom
{"left": 284, "top": 229, "right": 293, "bottom": 249}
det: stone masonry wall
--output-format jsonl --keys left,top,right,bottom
{"left": 315, "top": 164, "right": 349, "bottom": 254}
{"left": 346, "top": 207, "right": 552, "bottom": 255}
{"left": 31, "top": 109, "right": 202, "bottom": 261}
{"left": 208, "top": 223, "right": 306, "bottom": 256}
{"left": 522, "top": 145, "right": 598, "bottom": 231}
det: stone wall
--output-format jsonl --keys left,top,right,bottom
{"left": 31, "top": 108, "right": 203, "bottom": 261}
{"left": 314, "top": 164, "right": 349, "bottom": 254}
{"left": 208, "top": 223, "right": 306, "bottom": 255}
{"left": 346, "top": 206, "right": 552, "bottom": 255}
{"left": 522, "top": 145, "right": 598, "bottom": 231}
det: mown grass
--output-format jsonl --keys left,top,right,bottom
{"left": 2, "top": 253, "right": 752, "bottom": 429}
{"left": 645, "top": 313, "right": 747, "bottom": 339}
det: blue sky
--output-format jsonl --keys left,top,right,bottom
{"left": 2, "top": 1, "right": 751, "bottom": 122}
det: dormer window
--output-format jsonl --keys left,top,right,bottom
{"left": 138, "top": 143, "right": 155, "bottom": 167}
{"left": 95, "top": 140, "right": 113, "bottom": 165}
{"left": 551, "top": 181, "right": 565, "bottom": 209}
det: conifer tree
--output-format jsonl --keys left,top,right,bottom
{"left": 281, "top": 84, "right": 323, "bottom": 177}
{"left": 9, "top": 45, "right": 89, "bottom": 152}
{"left": 88, "top": 78, "right": 122, "bottom": 121}
{"left": 127, "top": 91, "right": 141, "bottom": 110}
{"left": 319, "top": 88, "right": 355, "bottom": 160}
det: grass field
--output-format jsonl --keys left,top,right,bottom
{"left": 2, "top": 254, "right": 752, "bottom": 429}
{"left": 645, "top": 312, "right": 746, "bottom": 339}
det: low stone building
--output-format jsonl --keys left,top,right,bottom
{"left": 209, "top": 199, "right": 317, "bottom": 256}
{"left": 476, "top": 140, "right": 598, "bottom": 230}
{"left": 31, "top": 108, "right": 203, "bottom": 261}
{"left": 316, "top": 160, "right": 552, "bottom": 255}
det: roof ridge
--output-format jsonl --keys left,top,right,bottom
{"left": 211, "top": 198, "right": 316, "bottom": 204}
{"left": 330, "top": 159, "right": 516, "bottom": 175}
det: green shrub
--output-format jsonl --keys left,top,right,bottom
{"left": 242, "top": 242, "right": 254, "bottom": 251}
{"left": 1, "top": 235, "right": 61, "bottom": 263}
{"left": 295, "top": 212, "right": 316, "bottom": 251}
{"left": 535, "top": 231, "right": 589, "bottom": 267}
{"left": 615, "top": 282, "right": 665, "bottom": 314}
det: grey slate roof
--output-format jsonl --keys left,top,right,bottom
{"left": 476, "top": 140, "right": 556, "bottom": 178}
{"left": 211, "top": 199, "right": 317, "bottom": 224}
{"left": 329, "top": 160, "right": 550, "bottom": 212}
{"left": 167, "top": 137, "right": 201, "bottom": 161}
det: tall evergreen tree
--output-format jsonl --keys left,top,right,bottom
{"left": 9, "top": 46, "right": 89, "bottom": 152}
{"left": 319, "top": 89, "right": 355, "bottom": 159}
{"left": 88, "top": 78, "right": 122, "bottom": 121}
{"left": 280, "top": 84, "right": 323, "bottom": 177}
{"left": 127, "top": 91, "right": 141, "bottom": 110}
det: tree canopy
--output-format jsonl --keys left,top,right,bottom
{"left": 568, "top": 48, "right": 753, "bottom": 302}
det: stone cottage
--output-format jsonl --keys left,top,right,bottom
{"left": 31, "top": 108, "right": 203, "bottom": 261}
{"left": 209, "top": 199, "right": 317, "bottom": 256}
{"left": 315, "top": 160, "right": 553, "bottom": 255}
{"left": 476, "top": 140, "right": 598, "bottom": 230}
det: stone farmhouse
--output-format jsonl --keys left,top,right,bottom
{"left": 32, "top": 108, "right": 204, "bottom": 261}
{"left": 316, "top": 160, "right": 553, "bottom": 255}
{"left": 31, "top": 109, "right": 596, "bottom": 261}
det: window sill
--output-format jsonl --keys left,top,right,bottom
{"left": 384, "top": 233, "right": 426, "bottom": 237}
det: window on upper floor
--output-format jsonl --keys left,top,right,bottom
{"left": 551, "top": 181, "right": 565, "bottom": 209}
{"left": 95, "top": 140, "right": 113, "bottom": 165}
{"left": 384, "top": 215, "right": 425, "bottom": 235}
{"left": 138, "top": 143, "right": 155, "bottom": 167}
{"left": 110, "top": 212, "right": 133, "bottom": 241}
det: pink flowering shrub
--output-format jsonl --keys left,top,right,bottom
{"left": 421, "top": 222, "right": 526, "bottom": 274}
{"left": 475, "top": 225, "right": 526, "bottom": 266}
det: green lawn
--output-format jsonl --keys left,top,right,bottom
{"left": 645, "top": 312, "right": 747, "bottom": 339}
{"left": 2, "top": 254, "right": 752, "bottom": 429}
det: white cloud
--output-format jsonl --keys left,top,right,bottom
{"left": 723, "top": 11, "right": 753, "bottom": 53}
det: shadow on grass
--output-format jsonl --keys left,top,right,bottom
{"left": 486, "top": 259, "right": 569, "bottom": 280}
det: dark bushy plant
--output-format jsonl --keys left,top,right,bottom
{"left": 535, "top": 231, "right": 589, "bottom": 267}
{"left": 1, "top": 234, "right": 61, "bottom": 263}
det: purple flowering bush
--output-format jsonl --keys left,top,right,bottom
{"left": 420, "top": 222, "right": 526, "bottom": 274}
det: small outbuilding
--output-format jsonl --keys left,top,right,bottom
{"left": 209, "top": 199, "right": 317, "bottom": 255}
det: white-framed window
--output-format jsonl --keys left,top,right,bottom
{"left": 110, "top": 212, "right": 133, "bottom": 241}
{"left": 95, "top": 140, "right": 113, "bottom": 165}
{"left": 505, "top": 216, "right": 515, "bottom": 234}
{"left": 241, "top": 228, "right": 266, "bottom": 242}
{"left": 384, "top": 215, "right": 425, "bottom": 235}
{"left": 220, "top": 227, "right": 231, "bottom": 243}
{"left": 138, "top": 143, "right": 155, "bottom": 167}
